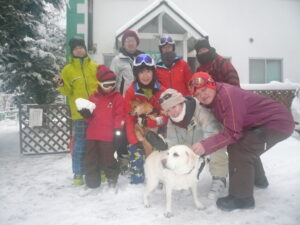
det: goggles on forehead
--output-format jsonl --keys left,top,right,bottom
{"left": 188, "top": 77, "right": 214, "bottom": 91}
{"left": 159, "top": 35, "right": 175, "bottom": 46}
{"left": 158, "top": 93, "right": 172, "bottom": 104}
{"left": 133, "top": 54, "right": 155, "bottom": 67}
{"left": 98, "top": 80, "right": 116, "bottom": 89}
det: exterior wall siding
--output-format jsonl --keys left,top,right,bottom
{"left": 67, "top": 0, "right": 300, "bottom": 84}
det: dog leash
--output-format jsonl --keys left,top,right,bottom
{"left": 197, "top": 155, "right": 206, "bottom": 180}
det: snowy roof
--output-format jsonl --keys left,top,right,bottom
{"left": 115, "top": 0, "right": 208, "bottom": 42}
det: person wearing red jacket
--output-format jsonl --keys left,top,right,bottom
{"left": 189, "top": 72, "right": 294, "bottom": 211}
{"left": 156, "top": 35, "right": 192, "bottom": 96}
{"left": 124, "top": 54, "right": 168, "bottom": 184}
{"left": 77, "top": 65, "right": 124, "bottom": 189}
{"left": 195, "top": 37, "right": 240, "bottom": 87}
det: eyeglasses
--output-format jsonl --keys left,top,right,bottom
{"left": 124, "top": 37, "right": 136, "bottom": 43}
{"left": 133, "top": 54, "right": 155, "bottom": 67}
{"left": 158, "top": 93, "right": 172, "bottom": 104}
{"left": 98, "top": 81, "right": 116, "bottom": 89}
{"left": 188, "top": 77, "right": 214, "bottom": 91}
{"left": 159, "top": 35, "right": 175, "bottom": 46}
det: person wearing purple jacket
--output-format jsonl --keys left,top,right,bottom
{"left": 189, "top": 72, "right": 295, "bottom": 211}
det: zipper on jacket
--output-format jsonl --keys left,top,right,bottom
{"left": 80, "top": 58, "right": 90, "bottom": 97}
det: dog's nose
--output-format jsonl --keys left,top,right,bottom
{"left": 161, "top": 158, "right": 167, "bottom": 168}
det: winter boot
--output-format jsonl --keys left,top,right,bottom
{"left": 208, "top": 176, "right": 226, "bottom": 199}
{"left": 216, "top": 195, "right": 255, "bottom": 211}
{"left": 105, "top": 163, "right": 120, "bottom": 188}
{"left": 85, "top": 173, "right": 101, "bottom": 189}
{"left": 100, "top": 170, "right": 106, "bottom": 183}
{"left": 73, "top": 174, "right": 84, "bottom": 186}
{"left": 254, "top": 175, "right": 269, "bottom": 189}
{"left": 117, "top": 154, "right": 129, "bottom": 175}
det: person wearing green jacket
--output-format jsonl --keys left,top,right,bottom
{"left": 54, "top": 37, "right": 98, "bottom": 186}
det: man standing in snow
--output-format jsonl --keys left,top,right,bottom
{"left": 189, "top": 72, "right": 294, "bottom": 211}
{"left": 110, "top": 30, "right": 144, "bottom": 174}
{"left": 194, "top": 37, "right": 240, "bottom": 86}
{"left": 53, "top": 37, "right": 98, "bottom": 186}
{"left": 156, "top": 35, "right": 192, "bottom": 96}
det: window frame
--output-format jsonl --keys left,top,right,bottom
{"left": 249, "top": 58, "right": 283, "bottom": 84}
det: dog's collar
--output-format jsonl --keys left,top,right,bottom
{"left": 185, "top": 166, "right": 196, "bottom": 175}
{"left": 162, "top": 163, "right": 196, "bottom": 175}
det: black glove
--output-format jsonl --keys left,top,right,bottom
{"left": 78, "top": 108, "right": 92, "bottom": 118}
{"left": 145, "top": 131, "right": 168, "bottom": 150}
{"left": 113, "top": 129, "right": 124, "bottom": 149}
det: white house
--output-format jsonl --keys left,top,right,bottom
{"left": 66, "top": 0, "right": 300, "bottom": 84}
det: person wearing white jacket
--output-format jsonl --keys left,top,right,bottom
{"left": 159, "top": 88, "right": 228, "bottom": 199}
{"left": 110, "top": 30, "right": 143, "bottom": 173}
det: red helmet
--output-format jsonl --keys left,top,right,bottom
{"left": 189, "top": 72, "right": 216, "bottom": 94}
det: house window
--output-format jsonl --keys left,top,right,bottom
{"left": 249, "top": 59, "right": 282, "bottom": 83}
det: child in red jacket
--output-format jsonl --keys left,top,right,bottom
{"left": 76, "top": 65, "right": 125, "bottom": 189}
{"left": 124, "top": 54, "right": 168, "bottom": 184}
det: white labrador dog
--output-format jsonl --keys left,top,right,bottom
{"left": 143, "top": 145, "right": 205, "bottom": 217}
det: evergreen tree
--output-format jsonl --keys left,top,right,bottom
{"left": 0, "top": 0, "right": 65, "bottom": 105}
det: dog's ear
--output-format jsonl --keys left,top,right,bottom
{"left": 185, "top": 150, "right": 197, "bottom": 166}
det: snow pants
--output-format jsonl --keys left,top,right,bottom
{"left": 227, "top": 126, "right": 291, "bottom": 198}
{"left": 128, "top": 144, "right": 145, "bottom": 184}
{"left": 85, "top": 140, "right": 119, "bottom": 188}
{"left": 72, "top": 119, "right": 87, "bottom": 175}
{"left": 209, "top": 147, "right": 228, "bottom": 178}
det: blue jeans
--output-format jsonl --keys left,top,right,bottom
{"left": 72, "top": 120, "right": 87, "bottom": 175}
{"left": 128, "top": 144, "right": 145, "bottom": 184}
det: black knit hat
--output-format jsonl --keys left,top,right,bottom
{"left": 195, "top": 37, "right": 211, "bottom": 53}
{"left": 69, "top": 37, "right": 87, "bottom": 52}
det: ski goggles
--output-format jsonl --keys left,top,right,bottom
{"left": 158, "top": 93, "right": 172, "bottom": 104}
{"left": 133, "top": 54, "right": 155, "bottom": 67}
{"left": 159, "top": 35, "right": 175, "bottom": 46}
{"left": 98, "top": 81, "right": 116, "bottom": 89}
{"left": 188, "top": 77, "right": 214, "bottom": 90}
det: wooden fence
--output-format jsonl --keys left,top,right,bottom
{"left": 19, "top": 104, "right": 71, "bottom": 155}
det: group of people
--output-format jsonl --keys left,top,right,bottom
{"left": 54, "top": 30, "right": 295, "bottom": 211}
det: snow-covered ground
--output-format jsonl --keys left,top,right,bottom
{"left": 0, "top": 119, "right": 300, "bottom": 225}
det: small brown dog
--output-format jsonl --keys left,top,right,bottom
{"left": 130, "top": 99, "right": 158, "bottom": 157}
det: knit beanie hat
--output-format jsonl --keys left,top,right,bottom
{"left": 69, "top": 37, "right": 87, "bottom": 52}
{"left": 189, "top": 72, "right": 216, "bottom": 94}
{"left": 159, "top": 88, "right": 186, "bottom": 111}
{"left": 121, "top": 30, "right": 140, "bottom": 46}
{"left": 194, "top": 37, "right": 211, "bottom": 53}
{"left": 96, "top": 65, "right": 116, "bottom": 82}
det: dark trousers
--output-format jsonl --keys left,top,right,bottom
{"left": 227, "top": 127, "right": 291, "bottom": 198}
{"left": 84, "top": 140, "right": 119, "bottom": 188}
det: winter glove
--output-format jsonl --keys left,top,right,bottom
{"left": 53, "top": 75, "right": 64, "bottom": 86}
{"left": 113, "top": 129, "right": 124, "bottom": 150}
{"left": 145, "top": 131, "right": 168, "bottom": 151}
{"left": 78, "top": 108, "right": 93, "bottom": 119}
{"left": 137, "top": 114, "right": 147, "bottom": 127}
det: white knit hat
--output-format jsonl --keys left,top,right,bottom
{"left": 159, "top": 88, "right": 186, "bottom": 111}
